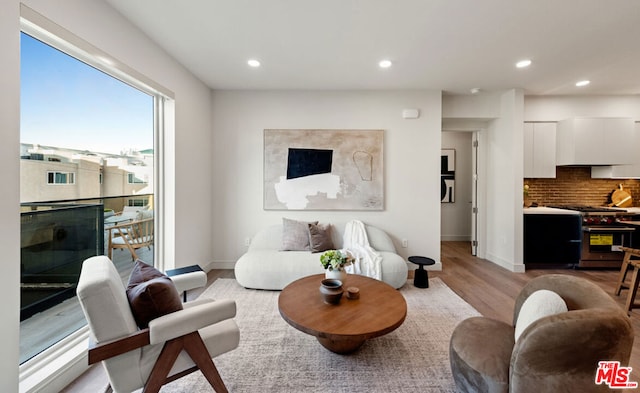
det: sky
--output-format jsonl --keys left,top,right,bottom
{"left": 20, "top": 33, "right": 154, "bottom": 155}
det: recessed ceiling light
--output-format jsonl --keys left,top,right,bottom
{"left": 516, "top": 59, "right": 532, "bottom": 68}
{"left": 470, "top": 88, "right": 481, "bottom": 94}
{"left": 576, "top": 80, "right": 590, "bottom": 87}
{"left": 379, "top": 60, "right": 392, "bottom": 68}
{"left": 247, "top": 59, "right": 261, "bottom": 67}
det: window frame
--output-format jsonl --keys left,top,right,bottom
{"left": 18, "top": 5, "right": 174, "bottom": 392}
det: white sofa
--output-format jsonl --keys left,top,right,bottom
{"left": 234, "top": 222, "right": 408, "bottom": 290}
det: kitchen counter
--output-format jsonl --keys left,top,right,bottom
{"left": 523, "top": 207, "right": 582, "bottom": 215}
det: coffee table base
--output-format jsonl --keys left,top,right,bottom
{"left": 316, "top": 336, "right": 366, "bottom": 354}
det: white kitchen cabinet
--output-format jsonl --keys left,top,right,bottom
{"left": 556, "top": 117, "right": 635, "bottom": 166}
{"left": 524, "top": 122, "right": 556, "bottom": 178}
{"left": 591, "top": 122, "right": 640, "bottom": 178}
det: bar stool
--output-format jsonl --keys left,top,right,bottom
{"left": 614, "top": 247, "right": 640, "bottom": 315}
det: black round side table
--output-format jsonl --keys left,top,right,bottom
{"left": 408, "top": 256, "right": 435, "bottom": 288}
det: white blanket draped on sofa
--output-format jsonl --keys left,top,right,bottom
{"left": 343, "top": 220, "right": 382, "bottom": 280}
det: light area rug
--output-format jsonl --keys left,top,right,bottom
{"left": 160, "top": 278, "right": 480, "bottom": 393}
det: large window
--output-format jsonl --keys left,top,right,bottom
{"left": 20, "top": 31, "right": 157, "bottom": 365}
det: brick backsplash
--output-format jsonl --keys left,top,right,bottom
{"left": 524, "top": 167, "right": 640, "bottom": 207}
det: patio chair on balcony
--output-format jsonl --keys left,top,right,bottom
{"left": 107, "top": 217, "right": 154, "bottom": 261}
{"left": 117, "top": 205, "right": 149, "bottom": 220}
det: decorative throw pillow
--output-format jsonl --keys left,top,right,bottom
{"left": 127, "top": 259, "right": 164, "bottom": 286}
{"left": 281, "top": 218, "right": 318, "bottom": 251}
{"left": 514, "top": 289, "right": 567, "bottom": 341}
{"left": 308, "top": 223, "right": 335, "bottom": 253}
{"left": 126, "top": 260, "right": 183, "bottom": 329}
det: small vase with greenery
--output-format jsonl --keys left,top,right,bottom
{"left": 320, "top": 249, "right": 354, "bottom": 271}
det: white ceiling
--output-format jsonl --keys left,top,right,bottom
{"left": 104, "top": 0, "right": 640, "bottom": 95}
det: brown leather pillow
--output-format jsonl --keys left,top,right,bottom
{"left": 308, "top": 223, "right": 335, "bottom": 253}
{"left": 126, "top": 260, "right": 183, "bottom": 329}
{"left": 127, "top": 259, "right": 164, "bottom": 287}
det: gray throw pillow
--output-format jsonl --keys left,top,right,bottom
{"left": 281, "top": 218, "right": 318, "bottom": 251}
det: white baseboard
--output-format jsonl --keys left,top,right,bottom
{"left": 485, "top": 252, "right": 525, "bottom": 273}
{"left": 205, "top": 261, "right": 236, "bottom": 270}
{"left": 207, "top": 261, "right": 443, "bottom": 273}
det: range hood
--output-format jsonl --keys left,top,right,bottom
{"left": 556, "top": 117, "right": 635, "bottom": 166}
{"left": 591, "top": 165, "right": 640, "bottom": 179}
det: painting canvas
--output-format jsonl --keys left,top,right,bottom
{"left": 441, "top": 149, "right": 455, "bottom": 203}
{"left": 264, "top": 129, "right": 384, "bottom": 210}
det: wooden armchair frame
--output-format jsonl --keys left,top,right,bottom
{"left": 89, "top": 329, "right": 228, "bottom": 393}
{"left": 107, "top": 217, "right": 154, "bottom": 261}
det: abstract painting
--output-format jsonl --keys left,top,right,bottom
{"left": 264, "top": 129, "right": 384, "bottom": 210}
{"left": 441, "top": 149, "right": 455, "bottom": 203}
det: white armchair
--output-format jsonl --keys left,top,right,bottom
{"left": 77, "top": 256, "right": 239, "bottom": 393}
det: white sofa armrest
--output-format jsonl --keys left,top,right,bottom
{"left": 148, "top": 299, "right": 236, "bottom": 344}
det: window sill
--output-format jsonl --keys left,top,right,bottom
{"left": 19, "top": 327, "right": 89, "bottom": 393}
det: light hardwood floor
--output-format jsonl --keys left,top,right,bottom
{"left": 61, "top": 241, "right": 640, "bottom": 391}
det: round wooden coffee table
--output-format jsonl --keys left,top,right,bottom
{"left": 278, "top": 274, "right": 407, "bottom": 354}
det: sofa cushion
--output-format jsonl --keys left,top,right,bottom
{"left": 514, "top": 289, "right": 567, "bottom": 341}
{"left": 126, "top": 260, "right": 183, "bottom": 329}
{"left": 308, "top": 223, "right": 335, "bottom": 253}
{"left": 281, "top": 218, "right": 318, "bottom": 251}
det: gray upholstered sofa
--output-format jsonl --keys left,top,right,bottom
{"left": 449, "top": 274, "right": 634, "bottom": 393}
{"left": 234, "top": 222, "right": 408, "bottom": 290}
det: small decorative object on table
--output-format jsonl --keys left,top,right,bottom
{"left": 320, "top": 249, "right": 354, "bottom": 282}
{"left": 319, "top": 279, "right": 344, "bottom": 304}
{"left": 346, "top": 287, "right": 360, "bottom": 300}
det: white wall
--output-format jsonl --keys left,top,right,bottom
{"left": 210, "top": 90, "right": 442, "bottom": 267}
{"left": 0, "top": 1, "right": 22, "bottom": 390}
{"left": 441, "top": 132, "right": 473, "bottom": 241}
{"left": 484, "top": 90, "right": 525, "bottom": 272}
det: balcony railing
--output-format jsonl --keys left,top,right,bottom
{"left": 20, "top": 195, "right": 154, "bottom": 364}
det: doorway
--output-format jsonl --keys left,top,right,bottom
{"left": 441, "top": 130, "right": 483, "bottom": 256}
{"left": 441, "top": 131, "right": 473, "bottom": 240}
